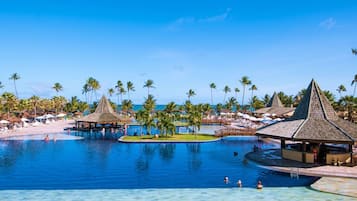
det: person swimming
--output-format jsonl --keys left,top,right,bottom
{"left": 224, "top": 176, "right": 229, "bottom": 184}
{"left": 256, "top": 180, "right": 263, "bottom": 189}
{"left": 44, "top": 135, "right": 50, "bottom": 141}
{"left": 237, "top": 179, "right": 242, "bottom": 187}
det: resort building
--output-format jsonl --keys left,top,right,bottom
{"left": 254, "top": 92, "right": 295, "bottom": 117}
{"left": 257, "top": 80, "right": 357, "bottom": 165}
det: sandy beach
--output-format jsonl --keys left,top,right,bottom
{"left": 0, "top": 119, "right": 75, "bottom": 139}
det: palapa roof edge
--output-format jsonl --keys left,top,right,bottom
{"left": 257, "top": 79, "right": 357, "bottom": 143}
{"left": 77, "top": 95, "right": 123, "bottom": 123}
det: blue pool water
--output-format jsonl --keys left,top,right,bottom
{"left": 0, "top": 135, "right": 317, "bottom": 190}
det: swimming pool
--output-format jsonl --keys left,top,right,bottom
{"left": 0, "top": 134, "right": 353, "bottom": 200}
{"left": 0, "top": 135, "right": 315, "bottom": 189}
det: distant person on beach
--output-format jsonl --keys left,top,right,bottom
{"left": 44, "top": 135, "right": 50, "bottom": 141}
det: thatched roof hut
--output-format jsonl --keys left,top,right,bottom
{"left": 255, "top": 92, "right": 295, "bottom": 117}
{"left": 77, "top": 96, "right": 122, "bottom": 124}
{"left": 257, "top": 80, "right": 357, "bottom": 143}
{"left": 257, "top": 80, "right": 357, "bottom": 164}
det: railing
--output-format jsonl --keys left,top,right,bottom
{"left": 290, "top": 168, "right": 299, "bottom": 179}
{"left": 214, "top": 128, "right": 256, "bottom": 137}
{"left": 201, "top": 119, "right": 232, "bottom": 125}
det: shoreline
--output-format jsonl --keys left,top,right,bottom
{"left": 0, "top": 119, "right": 75, "bottom": 139}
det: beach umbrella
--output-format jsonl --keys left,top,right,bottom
{"left": 262, "top": 113, "right": 271, "bottom": 117}
{"left": 0, "top": 120, "right": 10, "bottom": 124}
{"left": 21, "top": 118, "right": 30, "bottom": 122}
{"left": 44, "top": 114, "right": 55, "bottom": 118}
{"left": 242, "top": 114, "right": 250, "bottom": 119}
{"left": 56, "top": 113, "right": 66, "bottom": 118}
{"left": 36, "top": 116, "right": 45, "bottom": 120}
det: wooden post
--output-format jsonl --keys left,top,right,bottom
{"left": 349, "top": 144, "right": 353, "bottom": 164}
{"left": 281, "top": 139, "right": 285, "bottom": 157}
{"left": 302, "top": 142, "right": 306, "bottom": 163}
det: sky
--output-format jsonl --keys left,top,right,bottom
{"left": 0, "top": 0, "right": 356, "bottom": 104}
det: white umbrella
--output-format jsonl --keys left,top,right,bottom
{"left": 21, "top": 118, "right": 30, "bottom": 122}
{"left": 262, "top": 117, "right": 272, "bottom": 121}
{"left": 0, "top": 120, "right": 10, "bottom": 124}
{"left": 44, "top": 114, "right": 55, "bottom": 118}
{"left": 263, "top": 113, "right": 271, "bottom": 117}
{"left": 242, "top": 114, "right": 250, "bottom": 119}
{"left": 56, "top": 113, "right": 66, "bottom": 118}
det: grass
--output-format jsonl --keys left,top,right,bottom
{"left": 121, "top": 133, "right": 219, "bottom": 142}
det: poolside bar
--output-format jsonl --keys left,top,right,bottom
{"left": 75, "top": 96, "right": 126, "bottom": 132}
{"left": 257, "top": 80, "right": 357, "bottom": 165}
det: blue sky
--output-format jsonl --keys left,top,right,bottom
{"left": 0, "top": 0, "right": 356, "bottom": 104}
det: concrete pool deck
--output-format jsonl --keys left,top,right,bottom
{"left": 246, "top": 149, "right": 357, "bottom": 198}
{"left": 311, "top": 177, "right": 357, "bottom": 198}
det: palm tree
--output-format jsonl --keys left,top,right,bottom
{"left": 122, "top": 99, "right": 133, "bottom": 115}
{"left": 108, "top": 88, "right": 115, "bottom": 98}
{"left": 165, "top": 101, "right": 177, "bottom": 114}
{"left": 115, "top": 80, "right": 124, "bottom": 106}
{"left": 118, "top": 87, "right": 126, "bottom": 105}
{"left": 126, "top": 81, "right": 135, "bottom": 100}
{"left": 251, "top": 96, "right": 265, "bottom": 110}
{"left": 29, "top": 95, "right": 40, "bottom": 118}
{"left": 156, "top": 111, "right": 175, "bottom": 136}
{"left": 209, "top": 83, "right": 216, "bottom": 105}
{"left": 223, "top": 85, "right": 231, "bottom": 103}
{"left": 52, "top": 82, "right": 63, "bottom": 96}
{"left": 187, "top": 106, "right": 203, "bottom": 135}
{"left": 9, "top": 73, "right": 20, "bottom": 97}
{"left": 52, "top": 96, "right": 67, "bottom": 114}
{"left": 2, "top": 92, "right": 18, "bottom": 119}
{"left": 90, "top": 78, "right": 101, "bottom": 102}
{"left": 239, "top": 76, "right": 251, "bottom": 109}
{"left": 352, "top": 74, "right": 357, "bottom": 98}
{"left": 85, "top": 77, "right": 100, "bottom": 103}
{"left": 135, "top": 110, "right": 146, "bottom": 135}
{"left": 339, "top": 95, "right": 356, "bottom": 121}
{"left": 249, "top": 84, "right": 258, "bottom": 105}
{"left": 82, "top": 83, "right": 90, "bottom": 103}
{"left": 263, "top": 94, "right": 270, "bottom": 106}
{"left": 143, "top": 94, "right": 156, "bottom": 113}
{"left": 143, "top": 79, "right": 155, "bottom": 98}
{"left": 336, "top": 84, "right": 346, "bottom": 98}
{"left": 186, "top": 89, "right": 196, "bottom": 102}
{"left": 226, "top": 97, "right": 237, "bottom": 112}
{"left": 234, "top": 88, "right": 240, "bottom": 102}
{"left": 0, "top": 81, "right": 3, "bottom": 90}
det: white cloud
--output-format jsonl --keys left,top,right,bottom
{"left": 319, "top": 17, "right": 336, "bottom": 30}
{"left": 167, "top": 17, "right": 195, "bottom": 31}
{"left": 167, "top": 8, "right": 231, "bottom": 31}
{"left": 198, "top": 8, "right": 231, "bottom": 23}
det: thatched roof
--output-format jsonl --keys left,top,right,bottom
{"left": 77, "top": 96, "right": 122, "bottom": 123}
{"left": 267, "top": 92, "right": 283, "bottom": 107}
{"left": 255, "top": 92, "right": 295, "bottom": 116}
{"left": 257, "top": 80, "right": 357, "bottom": 143}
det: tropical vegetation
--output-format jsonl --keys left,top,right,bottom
{"left": 0, "top": 71, "right": 356, "bottom": 129}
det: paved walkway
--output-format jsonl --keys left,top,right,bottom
{"left": 311, "top": 177, "right": 357, "bottom": 198}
